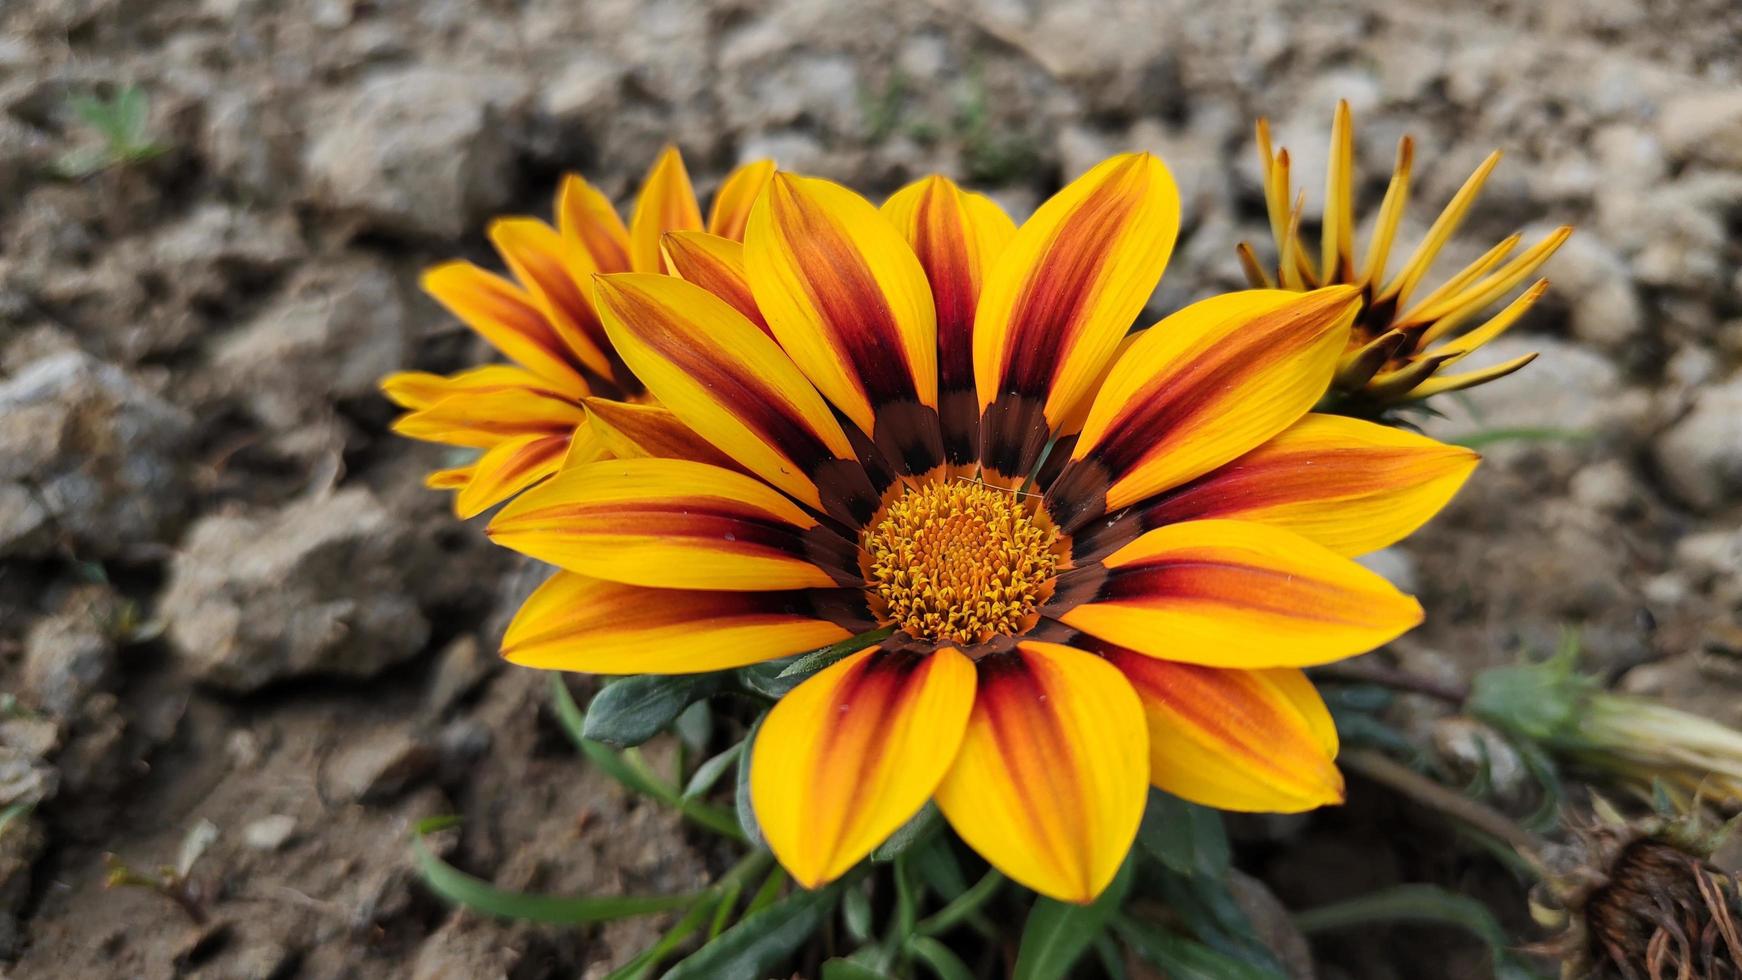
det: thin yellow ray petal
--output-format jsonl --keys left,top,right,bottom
{"left": 1359, "top": 135, "right": 1414, "bottom": 289}
{"left": 1321, "top": 100, "right": 1356, "bottom": 284}
{"left": 1377, "top": 149, "right": 1502, "bottom": 309}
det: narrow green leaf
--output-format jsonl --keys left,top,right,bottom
{"left": 1293, "top": 883, "right": 1542, "bottom": 978}
{"left": 584, "top": 674, "right": 724, "bottom": 748}
{"left": 842, "top": 879, "right": 874, "bottom": 943}
{"left": 743, "top": 866, "right": 787, "bottom": 918}
{"left": 683, "top": 742, "right": 743, "bottom": 801}
{"left": 734, "top": 711, "right": 768, "bottom": 849}
{"left": 674, "top": 700, "right": 713, "bottom": 752}
{"left": 735, "top": 657, "right": 801, "bottom": 699}
{"left": 917, "top": 869, "right": 1004, "bottom": 938}
{"left": 0, "top": 802, "right": 33, "bottom": 839}
{"left": 871, "top": 802, "right": 940, "bottom": 862}
{"left": 776, "top": 625, "right": 897, "bottom": 678}
{"left": 603, "top": 899, "right": 719, "bottom": 980}
{"left": 908, "top": 936, "right": 975, "bottom": 980}
{"left": 410, "top": 824, "right": 696, "bottom": 923}
{"left": 116, "top": 86, "right": 149, "bottom": 142}
{"left": 1012, "top": 857, "right": 1134, "bottom": 980}
{"left": 1114, "top": 917, "right": 1283, "bottom": 980}
{"left": 1449, "top": 426, "right": 1591, "bottom": 450}
{"left": 660, "top": 880, "right": 842, "bottom": 980}
{"left": 1137, "top": 789, "right": 1229, "bottom": 880}
{"left": 822, "top": 957, "right": 894, "bottom": 980}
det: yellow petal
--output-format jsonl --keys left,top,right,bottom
{"left": 1076, "top": 413, "right": 1478, "bottom": 559}
{"left": 489, "top": 217, "right": 616, "bottom": 380}
{"left": 421, "top": 261, "right": 591, "bottom": 397}
{"left": 753, "top": 647, "right": 975, "bottom": 887}
{"left": 453, "top": 431, "right": 570, "bottom": 518}
{"left": 503, "top": 571, "right": 856, "bottom": 674}
{"left": 661, "top": 231, "right": 768, "bottom": 333}
{"left": 707, "top": 159, "right": 776, "bottom": 241}
{"left": 745, "top": 172, "right": 939, "bottom": 445}
{"left": 935, "top": 641, "right": 1148, "bottom": 904}
{"left": 582, "top": 397, "right": 740, "bottom": 470}
{"left": 973, "top": 153, "right": 1179, "bottom": 478}
{"left": 628, "top": 146, "right": 704, "bottom": 273}
{"left": 487, "top": 457, "right": 848, "bottom": 591}
{"left": 1109, "top": 650, "right": 1343, "bottom": 812}
{"left": 882, "top": 175, "right": 1016, "bottom": 468}
{"left": 391, "top": 389, "right": 587, "bottom": 449}
{"left": 1054, "top": 519, "right": 1424, "bottom": 668}
{"left": 380, "top": 365, "right": 548, "bottom": 410}
{"left": 1048, "top": 286, "right": 1358, "bottom": 533}
{"left": 557, "top": 173, "right": 632, "bottom": 274}
{"left": 593, "top": 273, "right": 874, "bottom": 523}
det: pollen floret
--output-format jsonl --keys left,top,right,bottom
{"left": 862, "top": 480, "right": 1061, "bottom": 646}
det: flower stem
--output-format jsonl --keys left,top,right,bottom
{"left": 1341, "top": 748, "right": 1548, "bottom": 877}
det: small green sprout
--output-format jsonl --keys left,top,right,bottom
{"left": 54, "top": 85, "right": 168, "bottom": 179}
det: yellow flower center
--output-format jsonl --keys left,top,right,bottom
{"left": 861, "top": 479, "right": 1061, "bottom": 646}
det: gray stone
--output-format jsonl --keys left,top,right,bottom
{"left": 0, "top": 352, "right": 193, "bottom": 558}
{"left": 1420, "top": 336, "right": 1625, "bottom": 441}
{"left": 162, "top": 488, "right": 434, "bottom": 692}
{"left": 211, "top": 257, "right": 407, "bottom": 430}
{"left": 1543, "top": 230, "right": 1643, "bottom": 352}
{"left": 22, "top": 603, "right": 115, "bottom": 720}
{"left": 322, "top": 728, "right": 435, "bottom": 804}
{"left": 1654, "top": 374, "right": 1742, "bottom": 512}
{"left": 305, "top": 66, "right": 529, "bottom": 238}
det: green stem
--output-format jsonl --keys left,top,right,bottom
{"left": 916, "top": 869, "right": 1005, "bottom": 937}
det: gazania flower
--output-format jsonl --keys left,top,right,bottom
{"left": 380, "top": 147, "right": 774, "bottom": 516}
{"left": 482, "top": 154, "right": 1480, "bottom": 903}
{"left": 1239, "top": 101, "right": 1572, "bottom": 414}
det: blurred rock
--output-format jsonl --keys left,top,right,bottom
{"left": 21, "top": 588, "right": 119, "bottom": 720}
{"left": 242, "top": 814, "right": 298, "bottom": 852}
{"left": 425, "top": 635, "right": 494, "bottom": 717}
{"left": 0, "top": 351, "right": 193, "bottom": 558}
{"left": 1654, "top": 374, "right": 1742, "bottom": 512}
{"left": 1544, "top": 230, "right": 1643, "bottom": 352}
{"left": 0, "top": 810, "right": 43, "bottom": 958}
{"left": 322, "top": 727, "right": 435, "bottom": 804}
{"left": 305, "top": 66, "right": 530, "bottom": 238}
{"left": 162, "top": 488, "right": 433, "bottom": 692}
{"left": 1658, "top": 89, "right": 1742, "bottom": 169}
{"left": 211, "top": 257, "right": 406, "bottom": 430}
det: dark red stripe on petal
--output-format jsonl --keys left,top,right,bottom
{"left": 973, "top": 651, "right": 1086, "bottom": 878}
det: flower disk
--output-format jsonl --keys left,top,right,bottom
{"left": 861, "top": 480, "right": 1060, "bottom": 646}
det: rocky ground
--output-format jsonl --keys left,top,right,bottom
{"left": 1, "top": 0, "right": 1740, "bottom": 976}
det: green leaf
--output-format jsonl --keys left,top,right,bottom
{"left": 584, "top": 674, "right": 724, "bottom": 748}
{"left": 549, "top": 675, "right": 743, "bottom": 841}
{"left": 1137, "top": 790, "right": 1229, "bottom": 879}
{"left": 908, "top": 936, "right": 975, "bottom": 980}
{"left": 1114, "top": 917, "right": 1284, "bottom": 980}
{"left": 604, "top": 900, "right": 719, "bottom": 980}
{"left": 0, "top": 802, "right": 33, "bottom": 839}
{"left": 734, "top": 711, "right": 768, "bottom": 849}
{"left": 735, "top": 657, "right": 802, "bottom": 699}
{"left": 53, "top": 145, "right": 111, "bottom": 179}
{"left": 1293, "top": 883, "right": 1544, "bottom": 979}
{"left": 1012, "top": 857, "right": 1134, "bottom": 980}
{"left": 115, "top": 85, "right": 149, "bottom": 142}
{"left": 683, "top": 742, "right": 743, "bottom": 801}
{"left": 1448, "top": 426, "right": 1591, "bottom": 450}
{"left": 775, "top": 625, "right": 897, "bottom": 678}
{"left": 841, "top": 879, "right": 874, "bottom": 943}
{"left": 871, "top": 802, "right": 940, "bottom": 862}
{"left": 411, "top": 821, "right": 696, "bottom": 923}
{"left": 917, "top": 868, "right": 1004, "bottom": 937}
{"left": 660, "top": 880, "right": 842, "bottom": 980}
{"left": 822, "top": 957, "right": 893, "bottom": 980}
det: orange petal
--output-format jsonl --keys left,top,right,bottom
{"left": 707, "top": 159, "right": 776, "bottom": 241}
{"left": 753, "top": 647, "right": 975, "bottom": 887}
{"left": 487, "top": 457, "right": 854, "bottom": 591}
{"left": 973, "top": 153, "right": 1180, "bottom": 479}
{"left": 882, "top": 175, "right": 1016, "bottom": 469}
{"left": 935, "top": 641, "right": 1148, "bottom": 904}
{"left": 454, "top": 431, "right": 570, "bottom": 518}
{"left": 391, "top": 388, "right": 587, "bottom": 449}
{"left": 422, "top": 261, "right": 591, "bottom": 397}
{"left": 661, "top": 231, "right": 769, "bottom": 333}
{"left": 489, "top": 218, "right": 616, "bottom": 381}
{"left": 628, "top": 146, "right": 704, "bottom": 273}
{"left": 594, "top": 273, "right": 877, "bottom": 524}
{"left": 1047, "top": 286, "right": 1359, "bottom": 533}
{"left": 1108, "top": 649, "right": 1343, "bottom": 812}
{"left": 557, "top": 173, "right": 632, "bottom": 274}
{"left": 1052, "top": 519, "right": 1423, "bottom": 669}
{"left": 745, "top": 172, "right": 942, "bottom": 474}
{"left": 503, "top": 571, "right": 859, "bottom": 674}
{"left": 582, "top": 397, "right": 740, "bottom": 470}
{"left": 425, "top": 463, "right": 475, "bottom": 489}
{"left": 1074, "top": 413, "right": 1479, "bottom": 560}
